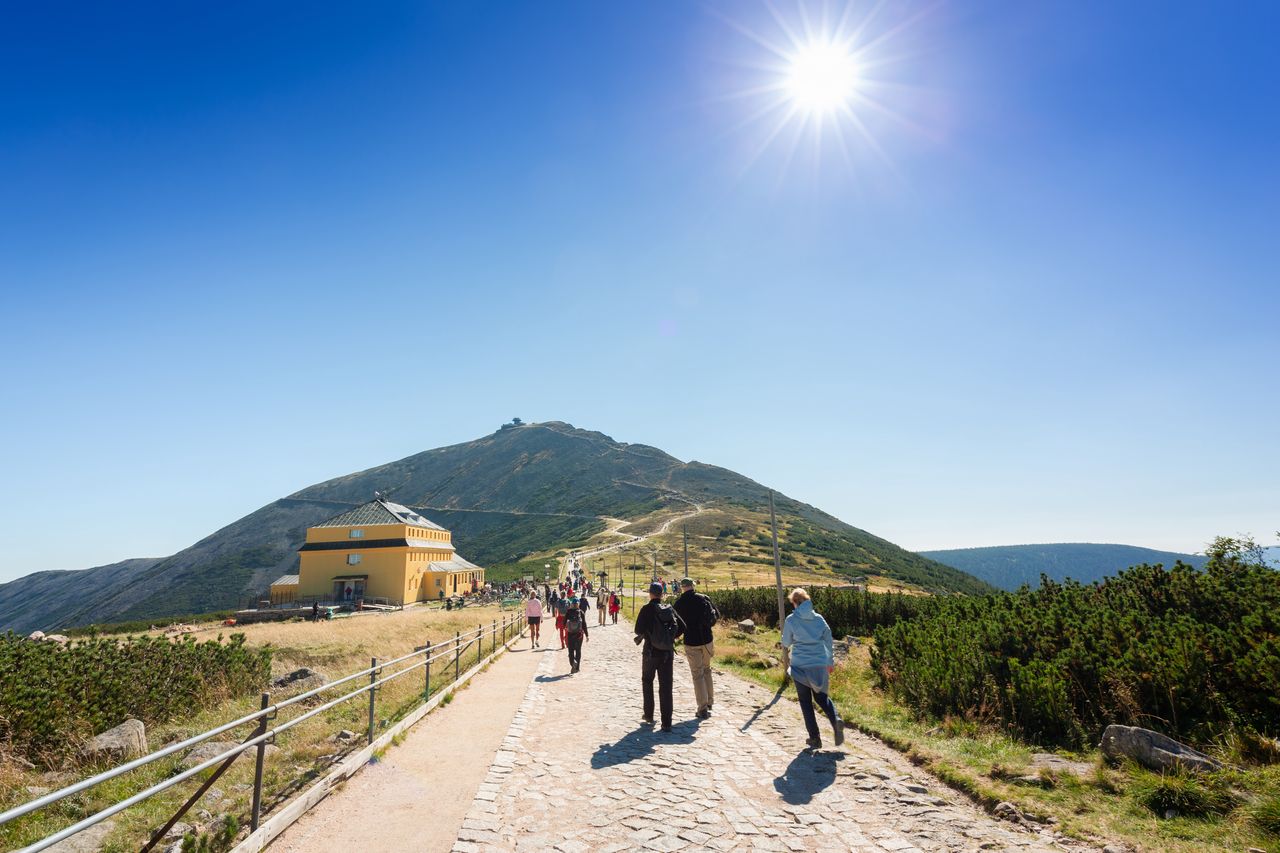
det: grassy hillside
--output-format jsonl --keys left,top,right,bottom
{"left": 0, "top": 421, "right": 989, "bottom": 631}
{"left": 921, "top": 543, "right": 1210, "bottom": 591}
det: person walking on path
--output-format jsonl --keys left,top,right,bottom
{"left": 609, "top": 591, "right": 620, "bottom": 624}
{"left": 564, "top": 597, "right": 589, "bottom": 673}
{"left": 554, "top": 594, "right": 569, "bottom": 650}
{"left": 781, "top": 588, "right": 845, "bottom": 750}
{"left": 525, "top": 590, "right": 543, "bottom": 648}
{"left": 597, "top": 587, "right": 608, "bottom": 626}
{"left": 673, "top": 577, "right": 719, "bottom": 719}
{"left": 633, "top": 582, "right": 686, "bottom": 732}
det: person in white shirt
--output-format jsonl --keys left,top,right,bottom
{"left": 525, "top": 591, "right": 544, "bottom": 648}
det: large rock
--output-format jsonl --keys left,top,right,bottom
{"left": 1099, "top": 724, "right": 1223, "bottom": 774}
{"left": 271, "top": 667, "right": 328, "bottom": 695}
{"left": 737, "top": 619, "right": 756, "bottom": 634}
{"left": 82, "top": 719, "right": 146, "bottom": 761}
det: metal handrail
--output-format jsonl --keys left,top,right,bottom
{"left": 2, "top": 616, "right": 519, "bottom": 851}
{"left": 0, "top": 623, "right": 490, "bottom": 826}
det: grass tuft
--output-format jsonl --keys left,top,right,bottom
{"left": 1128, "top": 771, "right": 1239, "bottom": 818}
{"left": 1249, "top": 792, "right": 1280, "bottom": 837}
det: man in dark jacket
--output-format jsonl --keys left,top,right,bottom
{"left": 633, "top": 582, "right": 686, "bottom": 732}
{"left": 564, "top": 597, "right": 588, "bottom": 673}
{"left": 673, "top": 577, "right": 719, "bottom": 719}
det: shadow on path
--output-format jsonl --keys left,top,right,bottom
{"left": 535, "top": 673, "right": 571, "bottom": 683}
{"left": 740, "top": 683, "right": 788, "bottom": 732}
{"left": 591, "top": 719, "right": 702, "bottom": 769}
{"left": 772, "top": 749, "right": 844, "bottom": 805}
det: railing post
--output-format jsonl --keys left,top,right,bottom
{"left": 454, "top": 631, "right": 460, "bottom": 683}
{"left": 425, "top": 651, "right": 431, "bottom": 701}
{"left": 492, "top": 619, "right": 496, "bottom": 655}
{"left": 367, "top": 657, "right": 378, "bottom": 745}
{"left": 250, "top": 692, "right": 270, "bottom": 831}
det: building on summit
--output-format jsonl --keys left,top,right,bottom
{"left": 271, "top": 498, "right": 484, "bottom": 606}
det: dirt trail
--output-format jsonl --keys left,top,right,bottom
{"left": 267, "top": 642, "right": 547, "bottom": 853}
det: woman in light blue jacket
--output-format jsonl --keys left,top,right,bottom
{"left": 781, "top": 588, "right": 844, "bottom": 749}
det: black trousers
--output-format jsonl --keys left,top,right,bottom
{"left": 642, "top": 649, "right": 674, "bottom": 726}
{"left": 794, "top": 679, "right": 839, "bottom": 740}
{"left": 567, "top": 634, "right": 583, "bottom": 668}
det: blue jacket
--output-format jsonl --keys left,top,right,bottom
{"left": 781, "top": 600, "right": 833, "bottom": 671}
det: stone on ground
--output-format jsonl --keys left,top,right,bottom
{"left": 82, "top": 719, "right": 146, "bottom": 760}
{"left": 1098, "top": 724, "right": 1222, "bottom": 773}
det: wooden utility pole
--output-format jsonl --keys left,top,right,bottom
{"left": 769, "top": 490, "right": 790, "bottom": 682}
{"left": 683, "top": 525, "right": 689, "bottom": 577}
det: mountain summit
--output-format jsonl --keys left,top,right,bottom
{"left": 0, "top": 421, "right": 990, "bottom": 632}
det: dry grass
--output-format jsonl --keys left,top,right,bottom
{"left": 568, "top": 506, "right": 914, "bottom": 594}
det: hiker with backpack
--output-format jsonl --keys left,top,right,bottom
{"left": 673, "top": 577, "right": 719, "bottom": 719}
{"left": 564, "top": 597, "right": 588, "bottom": 673}
{"left": 781, "top": 588, "right": 845, "bottom": 750}
{"left": 609, "top": 591, "right": 620, "bottom": 624}
{"left": 633, "top": 582, "right": 686, "bottom": 732}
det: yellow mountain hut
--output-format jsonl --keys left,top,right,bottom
{"left": 278, "top": 498, "right": 484, "bottom": 607}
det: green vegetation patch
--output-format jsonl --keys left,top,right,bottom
{"left": 0, "top": 632, "right": 271, "bottom": 766}
{"left": 871, "top": 558, "right": 1280, "bottom": 748}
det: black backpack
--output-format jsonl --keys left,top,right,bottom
{"left": 565, "top": 608, "right": 584, "bottom": 637}
{"left": 648, "top": 603, "right": 679, "bottom": 651}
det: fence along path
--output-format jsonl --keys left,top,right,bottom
{"left": 0, "top": 614, "right": 527, "bottom": 853}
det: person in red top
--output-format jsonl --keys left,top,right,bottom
{"left": 555, "top": 596, "right": 569, "bottom": 649}
{"left": 609, "top": 591, "right": 621, "bottom": 624}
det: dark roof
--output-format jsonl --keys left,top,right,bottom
{"left": 313, "top": 499, "right": 446, "bottom": 531}
{"left": 299, "top": 538, "right": 454, "bottom": 553}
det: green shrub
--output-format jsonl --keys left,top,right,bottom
{"left": 707, "top": 585, "right": 930, "bottom": 636}
{"left": 0, "top": 632, "right": 271, "bottom": 766}
{"left": 872, "top": 559, "right": 1280, "bottom": 748}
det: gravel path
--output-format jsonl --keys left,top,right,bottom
{"left": 453, "top": 621, "right": 1092, "bottom": 853}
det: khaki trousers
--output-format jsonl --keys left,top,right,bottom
{"left": 684, "top": 641, "right": 715, "bottom": 711}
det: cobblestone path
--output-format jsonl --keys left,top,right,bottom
{"left": 454, "top": 622, "right": 1090, "bottom": 853}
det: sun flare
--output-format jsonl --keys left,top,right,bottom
{"left": 785, "top": 40, "right": 859, "bottom": 115}
{"left": 714, "top": 0, "right": 934, "bottom": 181}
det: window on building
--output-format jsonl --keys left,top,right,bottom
{"left": 348, "top": 554, "right": 362, "bottom": 566}
{"left": 350, "top": 529, "right": 364, "bottom": 539}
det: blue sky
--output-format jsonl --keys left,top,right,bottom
{"left": 1, "top": 1, "right": 1277, "bottom": 582}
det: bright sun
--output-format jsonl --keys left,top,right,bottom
{"left": 785, "top": 40, "right": 859, "bottom": 115}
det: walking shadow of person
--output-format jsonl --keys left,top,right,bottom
{"left": 591, "top": 719, "right": 701, "bottom": 769}
{"left": 773, "top": 749, "right": 843, "bottom": 805}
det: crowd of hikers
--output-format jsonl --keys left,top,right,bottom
{"left": 521, "top": 558, "right": 845, "bottom": 748}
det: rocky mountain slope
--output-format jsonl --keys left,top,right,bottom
{"left": 0, "top": 421, "right": 991, "bottom": 632}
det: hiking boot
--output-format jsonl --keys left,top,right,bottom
{"left": 833, "top": 717, "right": 845, "bottom": 746}
{"left": 660, "top": 725, "right": 673, "bottom": 733}
{"left": 641, "top": 717, "right": 654, "bottom": 726}
{"left": 805, "top": 737, "right": 822, "bottom": 750}
{"left": 696, "top": 707, "right": 711, "bottom": 720}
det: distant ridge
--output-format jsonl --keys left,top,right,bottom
{"left": 921, "top": 543, "right": 1210, "bottom": 591}
{"left": 0, "top": 421, "right": 991, "bottom": 633}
